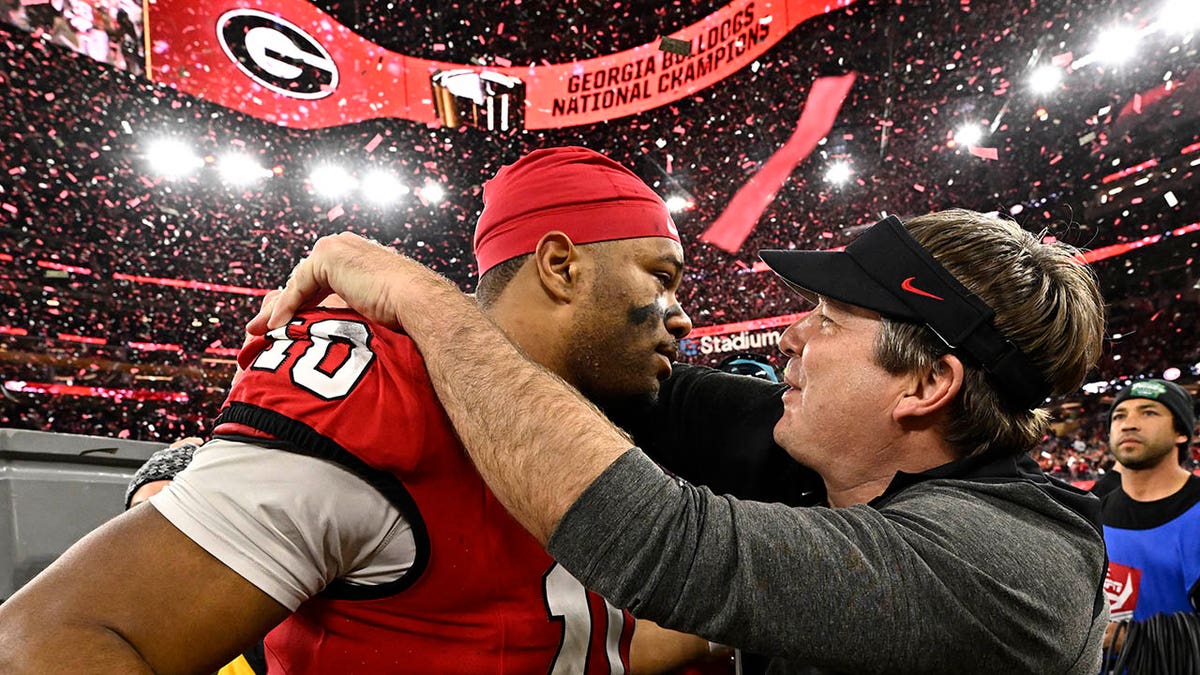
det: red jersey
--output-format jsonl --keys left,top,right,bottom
{"left": 213, "top": 307, "right": 633, "bottom": 673}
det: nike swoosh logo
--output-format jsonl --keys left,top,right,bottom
{"left": 901, "top": 276, "right": 944, "bottom": 300}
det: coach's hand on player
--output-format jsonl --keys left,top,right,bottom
{"left": 249, "top": 232, "right": 454, "bottom": 336}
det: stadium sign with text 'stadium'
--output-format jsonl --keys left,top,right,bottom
{"left": 144, "top": 0, "right": 853, "bottom": 130}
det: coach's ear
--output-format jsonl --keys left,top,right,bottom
{"left": 893, "top": 352, "right": 963, "bottom": 423}
{"left": 533, "top": 231, "right": 586, "bottom": 303}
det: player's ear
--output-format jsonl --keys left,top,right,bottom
{"left": 533, "top": 232, "right": 583, "bottom": 302}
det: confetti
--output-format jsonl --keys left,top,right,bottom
{"left": 967, "top": 145, "right": 998, "bottom": 160}
{"left": 0, "top": 0, "right": 1193, "bottom": 452}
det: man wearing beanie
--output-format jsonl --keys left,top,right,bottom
{"left": 1102, "top": 379, "right": 1199, "bottom": 629}
{"left": 0, "top": 147, "right": 728, "bottom": 673}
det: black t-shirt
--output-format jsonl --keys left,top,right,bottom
{"left": 1089, "top": 469, "right": 1123, "bottom": 499}
{"left": 606, "top": 363, "right": 824, "bottom": 507}
{"left": 1101, "top": 473, "right": 1200, "bottom": 530}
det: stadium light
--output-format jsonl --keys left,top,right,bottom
{"left": 217, "top": 153, "right": 271, "bottom": 186}
{"left": 419, "top": 182, "right": 446, "bottom": 204}
{"left": 360, "top": 170, "right": 409, "bottom": 205}
{"left": 665, "top": 195, "right": 693, "bottom": 213}
{"left": 1160, "top": 0, "right": 1200, "bottom": 34}
{"left": 1029, "top": 65, "right": 1063, "bottom": 94}
{"left": 953, "top": 124, "right": 984, "bottom": 147}
{"left": 309, "top": 165, "right": 357, "bottom": 198}
{"left": 824, "top": 161, "right": 852, "bottom": 185}
{"left": 146, "top": 139, "right": 204, "bottom": 178}
{"left": 1094, "top": 27, "right": 1140, "bottom": 63}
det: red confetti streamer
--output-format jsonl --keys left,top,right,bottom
{"left": 701, "top": 73, "right": 857, "bottom": 253}
{"left": 968, "top": 145, "right": 999, "bottom": 160}
{"left": 37, "top": 260, "right": 92, "bottom": 275}
{"left": 1076, "top": 222, "right": 1200, "bottom": 264}
{"left": 110, "top": 272, "right": 270, "bottom": 296}
{"left": 1100, "top": 158, "right": 1158, "bottom": 184}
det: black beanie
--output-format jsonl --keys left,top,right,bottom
{"left": 1109, "top": 379, "right": 1196, "bottom": 448}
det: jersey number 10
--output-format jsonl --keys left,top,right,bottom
{"left": 250, "top": 319, "right": 376, "bottom": 400}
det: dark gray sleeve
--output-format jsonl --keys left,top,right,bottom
{"left": 547, "top": 449, "right": 1106, "bottom": 674}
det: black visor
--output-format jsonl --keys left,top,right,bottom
{"left": 760, "top": 215, "right": 1051, "bottom": 410}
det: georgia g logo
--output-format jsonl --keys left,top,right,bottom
{"left": 216, "top": 9, "right": 339, "bottom": 100}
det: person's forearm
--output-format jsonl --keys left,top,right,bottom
{"left": 1, "top": 633, "right": 154, "bottom": 674}
{"left": 338, "top": 245, "right": 632, "bottom": 542}
{"left": 0, "top": 607, "right": 155, "bottom": 674}
{"left": 0, "top": 505, "right": 287, "bottom": 675}
{"left": 403, "top": 269, "right": 631, "bottom": 541}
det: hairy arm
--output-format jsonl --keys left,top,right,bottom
{"left": 0, "top": 505, "right": 289, "bottom": 674}
{"left": 257, "top": 233, "right": 633, "bottom": 542}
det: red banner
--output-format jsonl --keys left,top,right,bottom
{"left": 143, "top": 0, "right": 853, "bottom": 129}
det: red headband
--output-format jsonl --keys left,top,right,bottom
{"left": 474, "top": 146, "right": 679, "bottom": 277}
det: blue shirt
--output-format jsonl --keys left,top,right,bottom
{"left": 1102, "top": 474, "right": 1200, "bottom": 620}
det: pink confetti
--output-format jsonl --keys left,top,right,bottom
{"left": 913, "top": 184, "right": 926, "bottom": 192}
{"left": 364, "top": 134, "right": 383, "bottom": 153}
{"left": 967, "top": 145, "right": 999, "bottom": 160}
{"left": 1, "top": 203, "right": 17, "bottom": 214}
{"left": 328, "top": 204, "right": 345, "bottom": 221}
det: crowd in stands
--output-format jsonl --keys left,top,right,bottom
{"left": 1, "top": 0, "right": 1198, "bottom": 460}
{"left": 1037, "top": 404, "right": 1200, "bottom": 484}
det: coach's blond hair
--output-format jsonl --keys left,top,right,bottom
{"left": 874, "top": 209, "right": 1106, "bottom": 456}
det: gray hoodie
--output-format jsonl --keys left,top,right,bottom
{"left": 548, "top": 447, "right": 1107, "bottom": 674}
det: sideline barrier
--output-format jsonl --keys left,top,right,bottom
{"left": 0, "top": 429, "right": 160, "bottom": 600}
